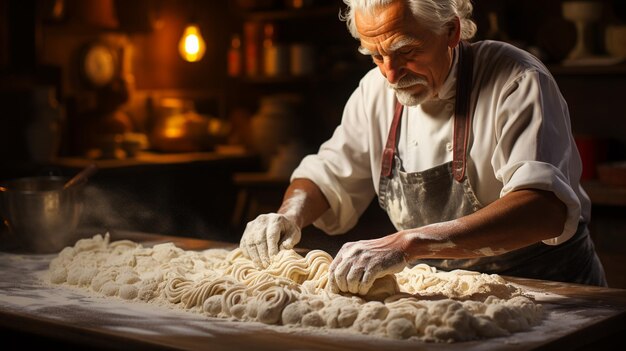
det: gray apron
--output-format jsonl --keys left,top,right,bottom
{"left": 378, "top": 41, "right": 607, "bottom": 287}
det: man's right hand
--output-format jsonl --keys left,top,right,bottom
{"left": 239, "top": 213, "right": 301, "bottom": 268}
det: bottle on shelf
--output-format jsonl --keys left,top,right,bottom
{"left": 290, "top": 42, "right": 315, "bottom": 76}
{"left": 243, "top": 21, "right": 262, "bottom": 77}
{"left": 228, "top": 34, "right": 243, "bottom": 77}
{"left": 262, "top": 22, "right": 289, "bottom": 77}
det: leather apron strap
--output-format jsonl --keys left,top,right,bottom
{"left": 380, "top": 103, "right": 404, "bottom": 177}
{"left": 452, "top": 40, "right": 474, "bottom": 181}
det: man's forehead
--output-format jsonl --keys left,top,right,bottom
{"left": 354, "top": 1, "right": 407, "bottom": 36}
{"left": 357, "top": 25, "right": 425, "bottom": 54}
{"left": 355, "top": 3, "right": 425, "bottom": 51}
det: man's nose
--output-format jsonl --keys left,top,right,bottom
{"left": 382, "top": 55, "right": 405, "bottom": 84}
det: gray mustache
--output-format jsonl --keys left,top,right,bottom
{"left": 389, "top": 76, "right": 427, "bottom": 89}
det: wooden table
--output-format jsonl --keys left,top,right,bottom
{"left": 1, "top": 231, "right": 625, "bottom": 350}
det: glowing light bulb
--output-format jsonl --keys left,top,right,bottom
{"left": 179, "top": 23, "right": 206, "bottom": 62}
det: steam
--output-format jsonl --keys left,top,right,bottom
{"left": 78, "top": 185, "right": 225, "bottom": 240}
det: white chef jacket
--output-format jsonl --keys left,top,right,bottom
{"left": 291, "top": 40, "right": 590, "bottom": 245}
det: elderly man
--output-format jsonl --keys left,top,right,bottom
{"left": 239, "top": 0, "right": 607, "bottom": 295}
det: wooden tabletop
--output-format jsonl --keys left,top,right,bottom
{"left": 1, "top": 231, "right": 625, "bottom": 351}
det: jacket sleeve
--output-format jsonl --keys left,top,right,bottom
{"left": 491, "top": 69, "right": 587, "bottom": 245}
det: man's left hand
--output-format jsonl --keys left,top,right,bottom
{"left": 328, "top": 236, "right": 408, "bottom": 296}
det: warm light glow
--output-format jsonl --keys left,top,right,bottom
{"left": 178, "top": 23, "right": 206, "bottom": 62}
{"left": 163, "top": 115, "right": 186, "bottom": 138}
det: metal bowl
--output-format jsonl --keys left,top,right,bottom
{"left": 0, "top": 176, "right": 84, "bottom": 253}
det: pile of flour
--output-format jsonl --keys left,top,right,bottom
{"left": 45, "top": 233, "right": 543, "bottom": 342}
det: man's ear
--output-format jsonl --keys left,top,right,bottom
{"left": 447, "top": 16, "right": 461, "bottom": 47}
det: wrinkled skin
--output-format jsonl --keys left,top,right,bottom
{"left": 356, "top": 0, "right": 459, "bottom": 106}
{"left": 240, "top": 213, "right": 301, "bottom": 268}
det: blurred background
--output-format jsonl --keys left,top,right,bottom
{"left": 0, "top": 0, "right": 625, "bottom": 286}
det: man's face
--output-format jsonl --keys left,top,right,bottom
{"left": 355, "top": 1, "right": 459, "bottom": 106}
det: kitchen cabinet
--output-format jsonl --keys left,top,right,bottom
{"left": 547, "top": 63, "right": 626, "bottom": 206}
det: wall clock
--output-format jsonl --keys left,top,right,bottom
{"left": 80, "top": 42, "right": 118, "bottom": 88}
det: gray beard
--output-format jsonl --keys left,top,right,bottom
{"left": 388, "top": 76, "right": 431, "bottom": 106}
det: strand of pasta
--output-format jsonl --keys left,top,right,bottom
{"left": 47, "top": 234, "right": 542, "bottom": 343}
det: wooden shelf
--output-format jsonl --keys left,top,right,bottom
{"left": 582, "top": 180, "right": 626, "bottom": 206}
{"left": 233, "top": 64, "right": 371, "bottom": 85}
{"left": 238, "top": 75, "right": 317, "bottom": 84}
{"left": 237, "top": 6, "right": 339, "bottom": 21}
{"left": 51, "top": 149, "right": 256, "bottom": 170}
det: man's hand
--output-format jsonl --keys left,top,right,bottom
{"left": 328, "top": 236, "right": 408, "bottom": 296}
{"left": 240, "top": 213, "right": 301, "bottom": 268}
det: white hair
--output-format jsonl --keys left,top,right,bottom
{"left": 339, "top": 0, "right": 477, "bottom": 40}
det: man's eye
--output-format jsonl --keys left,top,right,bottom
{"left": 398, "top": 47, "right": 416, "bottom": 56}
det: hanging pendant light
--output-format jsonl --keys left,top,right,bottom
{"left": 179, "top": 22, "right": 206, "bottom": 62}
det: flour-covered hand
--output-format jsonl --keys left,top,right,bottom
{"left": 328, "top": 237, "right": 408, "bottom": 296}
{"left": 240, "top": 213, "right": 301, "bottom": 268}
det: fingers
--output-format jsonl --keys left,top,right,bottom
{"left": 239, "top": 213, "right": 301, "bottom": 269}
{"left": 333, "top": 261, "right": 375, "bottom": 296}
{"left": 247, "top": 240, "right": 263, "bottom": 268}
{"left": 249, "top": 224, "right": 271, "bottom": 268}
{"left": 279, "top": 222, "right": 301, "bottom": 250}
{"left": 332, "top": 260, "right": 350, "bottom": 293}
{"left": 331, "top": 258, "right": 368, "bottom": 295}
{"left": 328, "top": 244, "right": 352, "bottom": 293}
{"left": 346, "top": 266, "right": 365, "bottom": 295}
{"left": 239, "top": 225, "right": 254, "bottom": 261}
{"left": 358, "top": 270, "right": 376, "bottom": 296}
{"left": 240, "top": 221, "right": 252, "bottom": 252}
{"left": 239, "top": 236, "right": 250, "bottom": 259}
{"left": 266, "top": 219, "right": 282, "bottom": 257}
{"left": 328, "top": 240, "right": 407, "bottom": 296}
{"left": 327, "top": 255, "right": 342, "bottom": 293}
{"left": 239, "top": 216, "right": 267, "bottom": 268}
{"left": 256, "top": 241, "right": 270, "bottom": 268}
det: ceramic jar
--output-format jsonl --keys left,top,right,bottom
{"left": 250, "top": 94, "right": 300, "bottom": 168}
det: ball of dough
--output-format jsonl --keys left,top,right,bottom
{"left": 363, "top": 275, "right": 399, "bottom": 301}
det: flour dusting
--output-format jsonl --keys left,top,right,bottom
{"left": 45, "top": 233, "right": 544, "bottom": 343}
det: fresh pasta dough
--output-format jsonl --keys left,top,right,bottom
{"left": 46, "top": 233, "right": 543, "bottom": 342}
